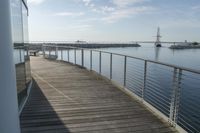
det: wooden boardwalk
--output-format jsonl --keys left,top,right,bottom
{"left": 20, "top": 57, "right": 177, "bottom": 133}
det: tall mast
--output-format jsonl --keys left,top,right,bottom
{"left": 155, "top": 27, "right": 162, "bottom": 47}
{"left": 157, "top": 27, "right": 160, "bottom": 43}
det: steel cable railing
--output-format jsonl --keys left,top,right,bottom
{"left": 83, "top": 49, "right": 91, "bottom": 69}
{"left": 42, "top": 45, "right": 200, "bottom": 133}
{"left": 101, "top": 52, "right": 111, "bottom": 78}
{"left": 112, "top": 54, "right": 125, "bottom": 85}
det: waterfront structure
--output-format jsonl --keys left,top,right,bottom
{"left": 0, "top": 0, "right": 30, "bottom": 132}
{"left": 0, "top": 0, "right": 199, "bottom": 133}
{"left": 155, "top": 27, "right": 162, "bottom": 47}
{"left": 41, "top": 45, "right": 200, "bottom": 133}
{"left": 20, "top": 56, "right": 177, "bottom": 133}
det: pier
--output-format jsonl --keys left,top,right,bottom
{"left": 20, "top": 56, "right": 176, "bottom": 133}
{"left": 2, "top": 0, "right": 200, "bottom": 132}
{"left": 18, "top": 45, "right": 200, "bottom": 133}
{"left": 28, "top": 42, "right": 140, "bottom": 51}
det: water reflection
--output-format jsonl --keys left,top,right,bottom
{"left": 11, "top": 0, "right": 30, "bottom": 109}
{"left": 14, "top": 44, "right": 31, "bottom": 107}
{"left": 154, "top": 47, "right": 161, "bottom": 61}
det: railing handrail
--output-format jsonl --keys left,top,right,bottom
{"left": 43, "top": 44, "right": 200, "bottom": 75}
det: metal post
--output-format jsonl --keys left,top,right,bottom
{"left": 99, "top": 51, "right": 101, "bottom": 74}
{"left": 67, "top": 49, "right": 69, "bottom": 62}
{"left": 174, "top": 69, "right": 182, "bottom": 124}
{"left": 81, "top": 49, "right": 84, "bottom": 67}
{"left": 55, "top": 45, "right": 58, "bottom": 57}
{"left": 61, "top": 49, "right": 63, "bottom": 60}
{"left": 90, "top": 50, "right": 92, "bottom": 70}
{"left": 169, "top": 68, "right": 182, "bottom": 126}
{"left": 110, "top": 53, "right": 112, "bottom": 79}
{"left": 48, "top": 48, "right": 50, "bottom": 58}
{"left": 19, "top": 49, "right": 22, "bottom": 63}
{"left": 42, "top": 44, "right": 45, "bottom": 58}
{"left": 74, "top": 48, "right": 76, "bottom": 64}
{"left": 26, "top": 46, "right": 29, "bottom": 59}
{"left": 170, "top": 68, "right": 177, "bottom": 123}
{"left": 0, "top": 0, "right": 21, "bottom": 132}
{"left": 142, "top": 60, "right": 147, "bottom": 100}
{"left": 124, "top": 56, "right": 127, "bottom": 86}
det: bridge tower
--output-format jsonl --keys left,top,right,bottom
{"left": 155, "top": 27, "right": 162, "bottom": 47}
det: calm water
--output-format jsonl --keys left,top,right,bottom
{"left": 99, "top": 43, "right": 200, "bottom": 71}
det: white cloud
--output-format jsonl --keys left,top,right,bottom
{"left": 82, "top": 0, "right": 92, "bottom": 6}
{"left": 102, "top": 6, "right": 155, "bottom": 23}
{"left": 28, "top": 0, "right": 46, "bottom": 5}
{"left": 53, "top": 12, "right": 85, "bottom": 17}
{"left": 192, "top": 5, "right": 200, "bottom": 11}
{"left": 78, "top": 0, "right": 153, "bottom": 23}
{"left": 56, "top": 24, "right": 92, "bottom": 32}
{"left": 101, "top": 6, "right": 115, "bottom": 13}
{"left": 70, "top": 24, "right": 92, "bottom": 30}
{"left": 112, "top": 0, "right": 149, "bottom": 7}
{"left": 101, "top": 0, "right": 153, "bottom": 23}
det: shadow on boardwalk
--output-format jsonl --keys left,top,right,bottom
{"left": 20, "top": 79, "right": 70, "bottom": 133}
{"left": 20, "top": 57, "right": 177, "bottom": 133}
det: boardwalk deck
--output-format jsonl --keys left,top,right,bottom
{"left": 20, "top": 57, "right": 177, "bottom": 133}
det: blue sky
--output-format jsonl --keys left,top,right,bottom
{"left": 28, "top": 0, "right": 200, "bottom": 42}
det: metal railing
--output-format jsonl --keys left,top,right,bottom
{"left": 42, "top": 45, "right": 200, "bottom": 133}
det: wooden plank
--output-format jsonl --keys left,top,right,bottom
{"left": 20, "top": 57, "right": 177, "bottom": 133}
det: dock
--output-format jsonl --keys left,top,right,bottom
{"left": 20, "top": 57, "right": 176, "bottom": 133}
{"left": 28, "top": 43, "right": 140, "bottom": 51}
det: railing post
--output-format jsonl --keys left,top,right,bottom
{"left": 90, "top": 50, "right": 92, "bottom": 70}
{"left": 142, "top": 60, "right": 147, "bottom": 100}
{"left": 174, "top": 69, "right": 182, "bottom": 124}
{"left": 42, "top": 44, "right": 45, "bottom": 58}
{"left": 48, "top": 48, "right": 50, "bottom": 58}
{"left": 55, "top": 45, "right": 58, "bottom": 57}
{"left": 170, "top": 68, "right": 177, "bottom": 125}
{"left": 74, "top": 48, "right": 76, "bottom": 64}
{"left": 81, "top": 49, "right": 84, "bottom": 67}
{"left": 61, "top": 49, "right": 63, "bottom": 60}
{"left": 99, "top": 51, "right": 101, "bottom": 74}
{"left": 67, "top": 49, "right": 69, "bottom": 62}
{"left": 169, "top": 68, "right": 182, "bottom": 126}
{"left": 19, "top": 49, "right": 22, "bottom": 63}
{"left": 124, "top": 56, "right": 127, "bottom": 87}
{"left": 110, "top": 53, "right": 112, "bottom": 79}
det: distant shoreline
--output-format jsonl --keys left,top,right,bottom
{"left": 169, "top": 45, "right": 200, "bottom": 49}
{"left": 28, "top": 43, "right": 141, "bottom": 50}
